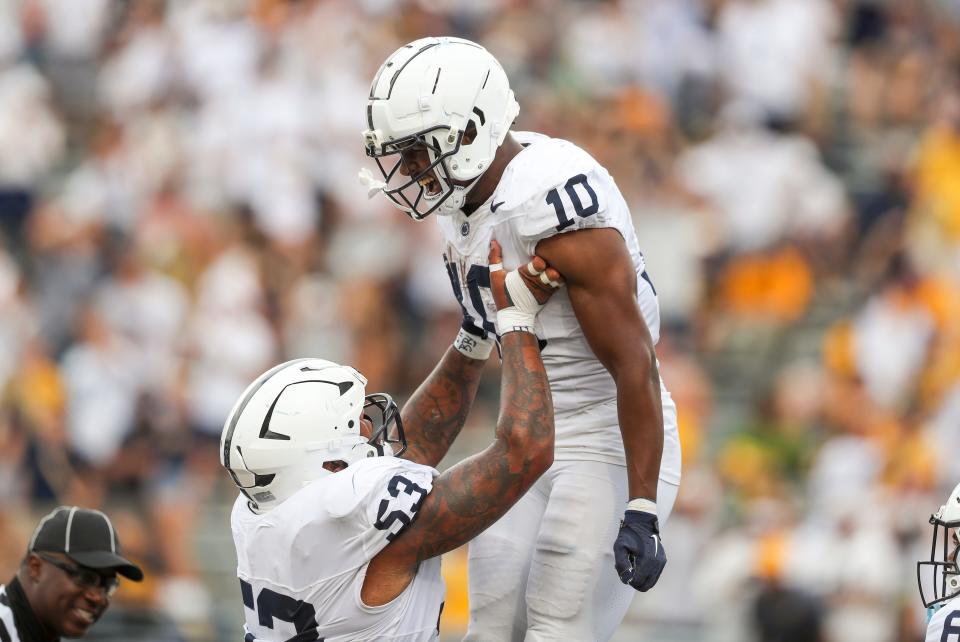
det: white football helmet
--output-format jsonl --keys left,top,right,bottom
{"left": 220, "top": 358, "right": 406, "bottom": 512}
{"left": 361, "top": 36, "right": 520, "bottom": 220}
{"left": 919, "top": 482, "right": 960, "bottom": 608}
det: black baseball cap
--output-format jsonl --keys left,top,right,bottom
{"left": 28, "top": 507, "right": 144, "bottom": 581}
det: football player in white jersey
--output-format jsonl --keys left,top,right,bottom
{"left": 361, "top": 36, "right": 682, "bottom": 640}
{"left": 919, "top": 482, "right": 960, "bottom": 641}
{"left": 220, "top": 243, "right": 564, "bottom": 642}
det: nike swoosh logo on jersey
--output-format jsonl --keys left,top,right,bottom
{"left": 491, "top": 201, "right": 505, "bottom": 213}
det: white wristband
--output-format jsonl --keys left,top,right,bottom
{"left": 496, "top": 308, "right": 536, "bottom": 335}
{"left": 495, "top": 269, "right": 544, "bottom": 335}
{"left": 454, "top": 327, "right": 494, "bottom": 360}
{"left": 626, "top": 498, "right": 657, "bottom": 515}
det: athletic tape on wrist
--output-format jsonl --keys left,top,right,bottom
{"left": 496, "top": 308, "right": 536, "bottom": 334}
{"left": 626, "top": 498, "right": 657, "bottom": 515}
{"left": 453, "top": 327, "right": 494, "bottom": 360}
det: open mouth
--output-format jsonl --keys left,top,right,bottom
{"left": 418, "top": 174, "right": 442, "bottom": 199}
{"left": 71, "top": 606, "right": 97, "bottom": 625}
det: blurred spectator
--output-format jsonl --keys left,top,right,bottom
{"left": 929, "top": 382, "right": 960, "bottom": 486}
{"left": 5, "top": 336, "right": 72, "bottom": 503}
{"left": 716, "top": 0, "right": 838, "bottom": 122}
{"left": 93, "top": 240, "right": 188, "bottom": 389}
{"left": 716, "top": 244, "right": 813, "bottom": 324}
{"left": 677, "top": 100, "right": 849, "bottom": 255}
{"left": 850, "top": 255, "right": 935, "bottom": 411}
{"left": 797, "top": 493, "right": 902, "bottom": 642}
{"left": 0, "top": 1, "right": 955, "bottom": 640}
{"left": 807, "top": 380, "right": 886, "bottom": 515}
{"left": 0, "top": 46, "right": 64, "bottom": 250}
{"left": 656, "top": 334, "right": 715, "bottom": 468}
{"left": 184, "top": 229, "right": 277, "bottom": 444}
{"left": 631, "top": 176, "right": 715, "bottom": 331}
{"left": 98, "top": 0, "right": 174, "bottom": 116}
{"left": 59, "top": 306, "right": 142, "bottom": 476}
{"left": 29, "top": 0, "right": 113, "bottom": 128}
{"left": 752, "top": 581, "right": 825, "bottom": 642}
{"left": 907, "top": 70, "right": 960, "bottom": 279}
{"left": 0, "top": 251, "right": 35, "bottom": 390}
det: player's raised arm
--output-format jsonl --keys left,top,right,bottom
{"left": 397, "top": 273, "right": 491, "bottom": 468}
{"left": 363, "top": 240, "right": 563, "bottom": 605}
{"left": 535, "top": 227, "right": 667, "bottom": 592}
{"left": 399, "top": 243, "right": 565, "bottom": 469}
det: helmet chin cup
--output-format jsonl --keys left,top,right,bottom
{"left": 439, "top": 184, "right": 469, "bottom": 216}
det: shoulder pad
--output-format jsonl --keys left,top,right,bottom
{"left": 494, "top": 137, "right": 614, "bottom": 253}
{"left": 361, "top": 458, "right": 436, "bottom": 542}
{"left": 323, "top": 458, "right": 437, "bottom": 541}
{"left": 273, "top": 458, "right": 431, "bottom": 525}
{"left": 496, "top": 135, "right": 600, "bottom": 209}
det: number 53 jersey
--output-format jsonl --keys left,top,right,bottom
{"left": 438, "top": 131, "right": 681, "bottom": 483}
{"left": 230, "top": 457, "right": 444, "bottom": 642}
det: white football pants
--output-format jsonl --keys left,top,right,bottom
{"left": 464, "top": 459, "right": 679, "bottom": 642}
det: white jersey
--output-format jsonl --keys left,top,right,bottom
{"left": 230, "top": 457, "right": 445, "bottom": 642}
{"left": 438, "top": 131, "right": 680, "bottom": 481}
{"left": 927, "top": 596, "right": 960, "bottom": 642}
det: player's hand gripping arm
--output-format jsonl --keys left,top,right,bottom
{"left": 536, "top": 227, "right": 666, "bottom": 592}
{"left": 364, "top": 241, "right": 562, "bottom": 604}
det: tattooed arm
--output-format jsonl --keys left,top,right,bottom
{"left": 398, "top": 348, "right": 486, "bottom": 468}
{"left": 363, "top": 242, "right": 561, "bottom": 606}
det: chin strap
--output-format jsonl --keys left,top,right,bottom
{"left": 438, "top": 175, "right": 481, "bottom": 215}
{"left": 446, "top": 187, "right": 466, "bottom": 212}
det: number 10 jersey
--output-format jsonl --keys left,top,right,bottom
{"left": 230, "top": 457, "right": 443, "bottom": 641}
{"left": 438, "top": 131, "right": 681, "bottom": 483}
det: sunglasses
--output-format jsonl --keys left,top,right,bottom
{"left": 37, "top": 553, "right": 120, "bottom": 597}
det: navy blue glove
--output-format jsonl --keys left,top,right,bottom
{"left": 613, "top": 510, "right": 666, "bottom": 592}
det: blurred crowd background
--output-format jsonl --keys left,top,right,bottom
{"left": 0, "top": 0, "right": 957, "bottom": 640}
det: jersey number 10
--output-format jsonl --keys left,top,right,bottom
{"left": 546, "top": 174, "right": 598, "bottom": 232}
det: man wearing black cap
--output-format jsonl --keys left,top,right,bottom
{"left": 0, "top": 506, "right": 144, "bottom": 641}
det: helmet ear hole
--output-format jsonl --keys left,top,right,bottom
{"left": 463, "top": 120, "right": 478, "bottom": 145}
